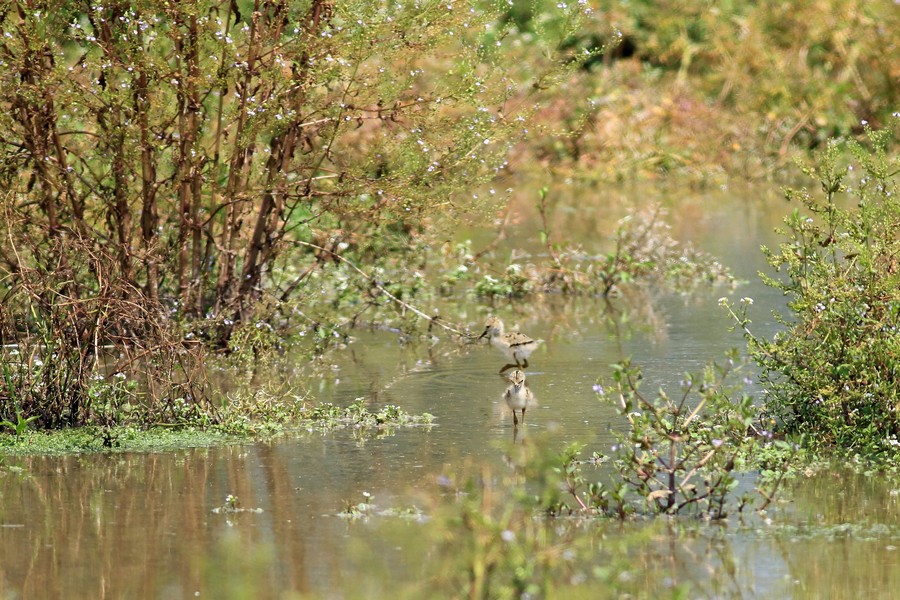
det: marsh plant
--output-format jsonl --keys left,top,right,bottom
{"left": 591, "top": 352, "right": 794, "bottom": 518}
{"left": 214, "top": 393, "right": 433, "bottom": 437}
{"left": 422, "top": 457, "right": 743, "bottom": 598}
{"left": 338, "top": 490, "right": 425, "bottom": 521}
{"left": 0, "top": 408, "right": 39, "bottom": 439}
{"left": 725, "top": 123, "right": 900, "bottom": 461}
{"left": 211, "top": 494, "right": 263, "bottom": 515}
{"left": 597, "top": 202, "right": 734, "bottom": 295}
{"left": 0, "top": 288, "right": 210, "bottom": 429}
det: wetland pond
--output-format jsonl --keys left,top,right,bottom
{"left": 2, "top": 183, "right": 900, "bottom": 599}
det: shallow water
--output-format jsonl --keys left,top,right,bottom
{"left": 2, "top": 183, "right": 898, "bottom": 599}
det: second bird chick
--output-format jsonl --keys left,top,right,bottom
{"left": 503, "top": 369, "right": 535, "bottom": 427}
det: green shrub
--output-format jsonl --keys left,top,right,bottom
{"left": 727, "top": 123, "right": 900, "bottom": 459}
{"left": 595, "top": 0, "right": 898, "bottom": 144}
{"left": 493, "top": 352, "right": 795, "bottom": 520}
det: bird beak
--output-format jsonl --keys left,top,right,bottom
{"left": 478, "top": 327, "right": 489, "bottom": 340}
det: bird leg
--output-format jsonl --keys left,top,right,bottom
{"left": 499, "top": 363, "right": 517, "bottom": 374}
{"left": 520, "top": 408, "right": 526, "bottom": 424}
{"left": 512, "top": 411, "right": 519, "bottom": 426}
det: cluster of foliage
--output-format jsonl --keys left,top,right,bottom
{"left": 337, "top": 490, "right": 425, "bottom": 521}
{"left": 403, "top": 389, "right": 793, "bottom": 599}
{"left": 0, "top": 295, "right": 211, "bottom": 429}
{"left": 501, "top": 352, "right": 793, "bottom": 520}
{"left": 601, "top": 0, "right": 897, "bottom": 139}
{"left": 0, "top": 0, "right": 593, "bottom": 428}
{"left": 726, "top": 123, "right": 900, "bottom": 461}
{"left": 0, "top": 0, "right": 537, "bottom": 323}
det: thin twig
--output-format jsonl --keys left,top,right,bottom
{"left": 291, "top": 240, "right": 472, "bottom": 338}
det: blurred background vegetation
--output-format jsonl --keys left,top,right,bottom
{"left": 512, "top": 0, "right": 898, "bottom": 180}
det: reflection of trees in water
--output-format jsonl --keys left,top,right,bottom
{"left": 771, "top": 470, "right": 900, "bottom": 599}
{"left": 1, "top": 447, "right": 386, "bottom": 598}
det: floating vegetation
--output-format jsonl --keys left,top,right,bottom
{"left": 212, "top": 495, "right": 264, "bottom": 516}
{"left": 301, "top": 399, "right": 435, "bottom": 430}
{"left": 338, "top": 492, "right": 427, "bottom": 522}
{"left": 0, "top": 397, "right": 434, "bottom": 454}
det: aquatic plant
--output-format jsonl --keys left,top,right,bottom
{"left": 338, "top": 491, "right": 425, "bottom": 521}
{"left": 473, "top": 352, "right": 795, "bottom": 520}
{"left": 592, "top": 352, "right": 795, "bottom": 517}
{"left": 597, "top": 202, "right": 735, "bottom": 294}
{"left": 0, "top": 394, "right": 434, "bottom": 452}
{"left": 405, "top": 456, "right": 731, "bottom": 598}
{"left": 459, "top": 191, "right": 735, "bottom": 302}
{"left": 725, "top": 122, "right": 900, "bottom": 462}
{"left": 0, "top": 285, "right": 210, "bottom": 429}
{"left": 211, "top": 494, "right": 263, "bottom": 515}
{"left": 303, "top": 398, "right": 435, "bottom": 431}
